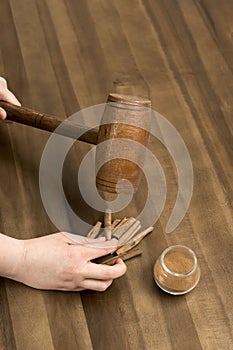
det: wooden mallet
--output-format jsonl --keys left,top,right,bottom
{"left": 0, "top": 93, "right": 151, "bottom": 194}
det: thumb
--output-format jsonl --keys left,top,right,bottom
{"left": 0, "top": 107, "right": 6, "bottom": 120}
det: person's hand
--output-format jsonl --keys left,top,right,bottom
{"left": 0, "top": 77, "right": 21, "bottom": 120}
{"left": 12, "top": 232, "right": 127, "bottom": 291}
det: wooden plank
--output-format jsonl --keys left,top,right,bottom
{"left": 6, "top": 282, "right": 54, "bottom": 350}
{"left": 0, "top": 0, "right": 93, "bottom": 349}
{"left": 43, "top": 293, "right": 93, "bottom": 350}
{"left": 0, "top": 0, "right": 232, "bottom": 349}
{"left": 0, "top": 282, "right": 17, "bottom": 350}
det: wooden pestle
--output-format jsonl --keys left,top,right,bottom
{"left": 0, "top": 93, "right": 151, "bottom": 194}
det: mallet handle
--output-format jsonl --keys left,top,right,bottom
{"left": 0, "top": 101, "right": 98, "bottom": 145}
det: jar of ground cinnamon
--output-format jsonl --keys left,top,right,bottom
{"left": 153, "top": 245, "right": 200, "bottom": 295}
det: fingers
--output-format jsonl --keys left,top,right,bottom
{"left": 80, "top": 243, "right": 119, "bottom": 261}
{"left": 63, "top": 232, "right": 106, "bottom": 245}
{"left": 83, "top": 238, "right": 118, "bottom": 250}
{"left": 0, "top": 77, "right": 21, "bottom": 106}
{"left": 79, "top": 278, "right": 113, "bottom": 292}
{"left": 56, "top": 232, "right": 127, "bottom": 292}
{"left": 75, "top": 259, "right": 126, "bottom": 292}
{"left": 0, "top": 108, "right": 7, "bottom": 120}
{"left": 0, "top": 88, "right": 21, "bottom": 106}
{"left": 61, "top": 259, "right": 126, "bottom": 292}
{"left": 62, "top": 232, "right": 119, "bottom": 258}
{"left": 83, "top": 258, "right": 127, "bottom": 280}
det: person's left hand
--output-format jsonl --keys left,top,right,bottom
{"left": 11, "top": 232, "right": 126, "bottom": 291}
{"left": 0, "top": 77, "right": 21, "bottom": 120}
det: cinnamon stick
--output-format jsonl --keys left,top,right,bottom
{"left": 104, "top": 209, "right": 112, "bottom": 240}
{"left": 87, "top": 221, "right": 102, "bottom": 238}
{"left": 118, "top": 220, "right": 141, "bottom": 245}
{"left": 101, "top": 248, "right": 143, "bottom": 265}
{"left": 110, "top": 219, "right": 121, "bottom": 229}
{"left": 116, "top": 226, "right": 154, "bottom": 255}
{"left": 112, "top": 217, "right": 136, "bottom": 240}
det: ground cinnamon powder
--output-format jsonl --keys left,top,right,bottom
{"left": 154, "top": 248, "right": 200, "bottom": 294}
{"left": 164, "top": 251, "right": 194, "bottom": 274}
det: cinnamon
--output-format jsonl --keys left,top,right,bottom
{"left": 87, "top": 221, "right": 102, "bottom": 238}
{"left": 88, "top": 215, "right": 155, "bottom": 265}
{"left": 104, "top": 209, "right": 112, "bottom": 240}
{"left": 153, "top": 246, "right": 200, "bottom": 294}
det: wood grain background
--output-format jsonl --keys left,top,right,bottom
{"left": 0, "top": 0, "right": 232, "bottom": 349}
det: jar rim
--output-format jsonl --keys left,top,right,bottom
{"left": 160, "top": 245, "right": 197, "bottom": 277}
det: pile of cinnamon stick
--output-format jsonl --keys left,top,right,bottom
{"left": 89, "top": 210, "right": 154, "bottom": 265}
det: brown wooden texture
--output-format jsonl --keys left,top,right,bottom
{"left": 0, "top": 101, "right": 99, "bottom": 144}
{"left": 96, "top": 94, "right": 151, "bottom": 193}
{"left": 0, "top": 0, "right": 232, "bottom": 349}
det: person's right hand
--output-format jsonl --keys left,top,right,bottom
{"left": 0, "top": 77, "right": 21, "bottom": 120}
{"left": 9, "top": 232, "right": 127, "bottom": 292}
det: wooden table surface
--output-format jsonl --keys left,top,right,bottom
{"left": 0, "top": 1, "right": 232, "bottom": 349}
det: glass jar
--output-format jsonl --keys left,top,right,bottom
{"left": 153, "top": 245, "right": 201, "bottom": 295}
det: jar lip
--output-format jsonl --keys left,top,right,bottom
{"left": 160, "top": 245, "right": 197, "bottom": 277}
